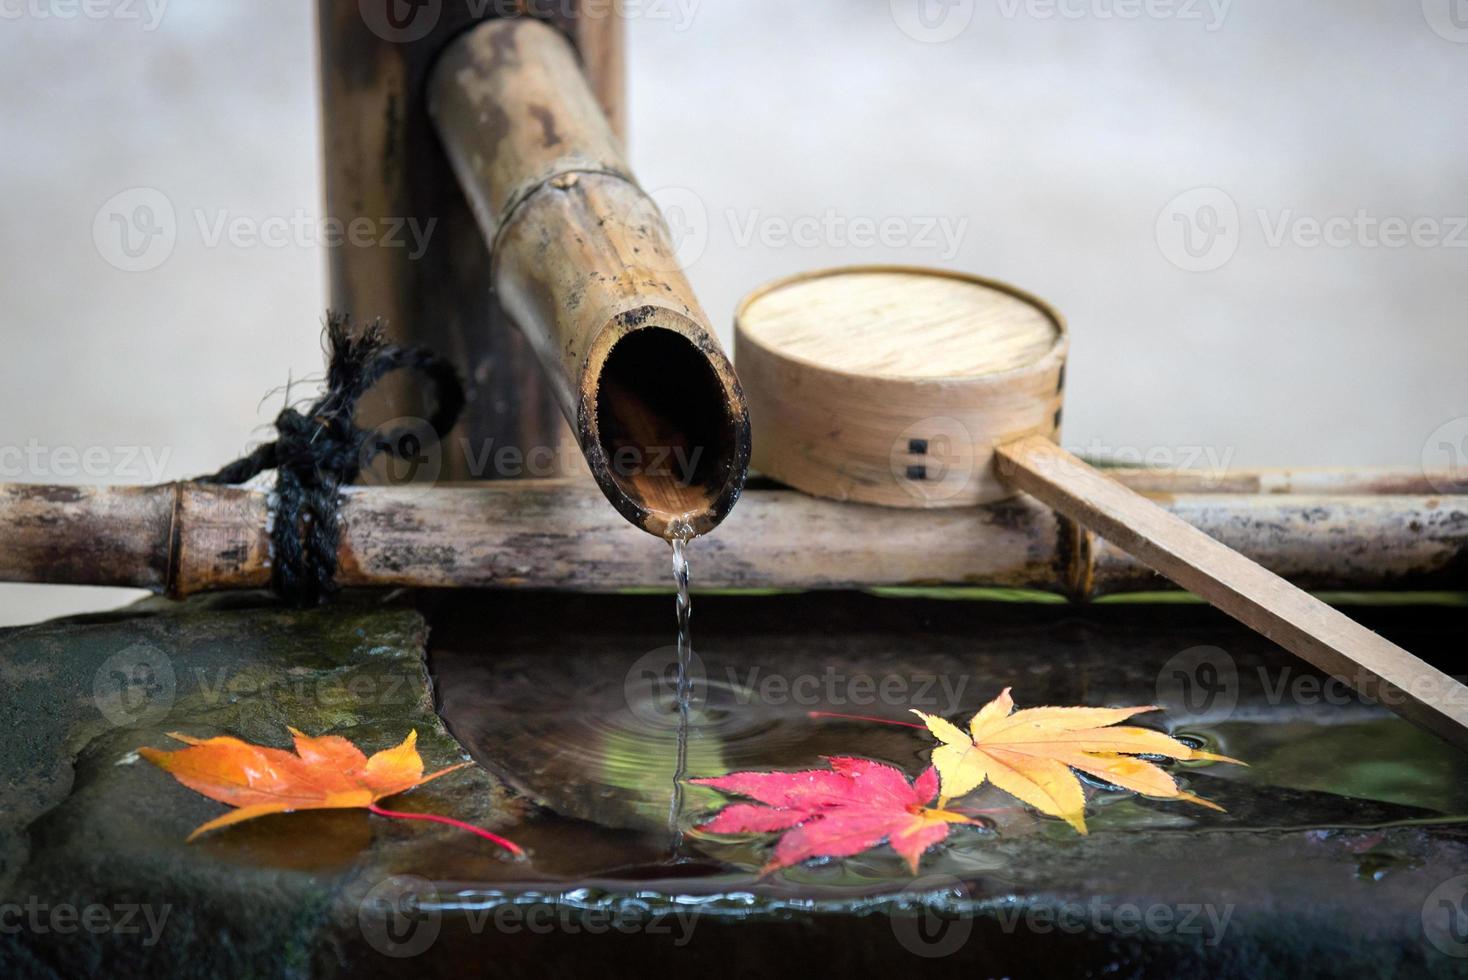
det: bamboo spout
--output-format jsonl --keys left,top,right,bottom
{"left": 428, "top": 18, "right": 749, "bottom": 538}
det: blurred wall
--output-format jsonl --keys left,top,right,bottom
{"left": 0, "top": 0, "right": 1463, "bottom": 625}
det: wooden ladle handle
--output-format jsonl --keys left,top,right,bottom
{"left": 996, "top": 435, "right": 1468, "bottom": 751}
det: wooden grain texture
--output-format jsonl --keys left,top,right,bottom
{"left": 740, "top": 270, "right": 1061, "bottom": 379}
{"left": 735, "top": 267, "right": 1067, "bottom": 509}
{"left": 997, "top": 436, "right": 1468, "bottom": 750}
{"left": 0, "top": 480, "right": 1461, "bottom": 599}
{"left": 430, "top": 19, "right": 749, "bottom": 538}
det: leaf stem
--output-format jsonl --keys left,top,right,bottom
{"left": 805, "top": 710, "right": 926, "bottom": 730}
{"left": 367, "top": 803, "right": 525, "bottom": 858}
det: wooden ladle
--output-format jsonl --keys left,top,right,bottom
{"left": 735, "top": 265, "right": 1468, "bottom": 750}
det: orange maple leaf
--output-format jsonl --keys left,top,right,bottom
{"left": 913, "top": 688, "right": 1243, "bottom": 833}
{"left": 140, "top": 728, "right": 519, "bottom": 854}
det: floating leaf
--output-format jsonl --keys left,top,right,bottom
{"left": 140, "top": 728, "right": 521, "bottom": 854}
{"left": 692, "top": 757, "right": 973, "bottom": 874}
{"left": 913, "top": 688, "right": 1241, "bottom": 833}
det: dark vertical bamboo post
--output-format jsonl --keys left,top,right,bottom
{"left": 316, "top": 4, "right": 624, "bottom": 479}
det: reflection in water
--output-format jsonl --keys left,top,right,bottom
{"left": 429, "top": 593, "right": 1468, "bottom": 903}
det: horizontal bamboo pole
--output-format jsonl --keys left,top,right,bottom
{"left": 0, "top": 479, "right": 1461, "bottom": 598}
{"left": 1099, "top": 466, "right": 1467, "bottom": 496}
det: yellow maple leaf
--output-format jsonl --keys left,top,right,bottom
{"left": 912, "top": 688, "right": 1242, "bottom": 833}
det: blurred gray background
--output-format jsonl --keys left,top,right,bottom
{"left": 0, "top": 0, "right": 1463, "bottom": 624}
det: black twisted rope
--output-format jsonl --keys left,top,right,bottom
{"left": 198, "top": 313, "right": 464, "bottom": 605}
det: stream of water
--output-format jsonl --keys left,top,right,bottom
{"left": 666, "top": 526, "right": 694, "bottom": 853}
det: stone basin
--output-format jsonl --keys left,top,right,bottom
{"left": 1, "top": 590, "right": 1466, "bottom": 978}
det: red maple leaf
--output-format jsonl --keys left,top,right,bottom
{"left": 691, "top": 757, "right": 973, "bottom": 874}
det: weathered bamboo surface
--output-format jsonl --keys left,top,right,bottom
{"left": 429, "top": 18, "right": 749, "bottom": 538}
{"left": 0, "top": 480, "right": 1461, "bottom": 599}
{"left": 1105, "top": 466, "right": 1468, "bottom": 496}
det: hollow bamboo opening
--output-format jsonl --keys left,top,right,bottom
{"left": 592, "top": 328, "right": 741, "bottom": 536}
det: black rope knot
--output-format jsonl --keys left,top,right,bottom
{"left": 199, "top": 313, "right": 465, "bottom": 605}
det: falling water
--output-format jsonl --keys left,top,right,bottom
{"left": 667, "top": 521, "right": 694, "bottom": 851}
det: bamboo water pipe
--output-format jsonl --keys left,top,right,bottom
{"left": 0, "top": 478, "right": 1461, "bottom": 598}
{"left": 427, "top": 18, "right": 750, "bottom": 538}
